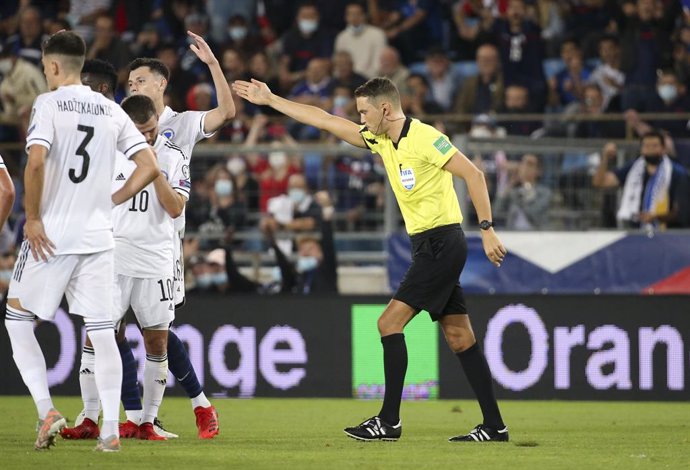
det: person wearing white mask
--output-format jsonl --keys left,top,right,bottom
{"left": 225, "top": 15, "right": 263, "bottom": 58}
{"left": 280, "top": 1, "right": 335, "bottom": 87}
{"left": 227, "top": 155, "right": 260, "bottom": 211}
{"left": 263, "top": 173, "right": 322, "bottom": 236}
{"left": 208, "top": 166, "right": 247, "bottom": 237}
{"left": 335, "top": 2, "right": 387, "bottom": 79}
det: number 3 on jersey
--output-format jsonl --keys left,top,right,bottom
{"left": 70, "top": 124, "right": 93, "bottom": 183}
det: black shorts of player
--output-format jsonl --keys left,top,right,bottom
{"left": 393, "top": 223, "right": 468, "bottom": 321}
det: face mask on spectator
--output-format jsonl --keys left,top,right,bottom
{"left": 296, "top": 256, "right": 318, "bottom": 273}
{"left": 289, "top": 188, "right": 306, "bottom": 204}
{"left": 657, "top": 84, "right": 678, "bottom": 102}
{"left": 215, "top": 179, "right": 233, "bottom": 197}
{"left": 211, "top": 271, "right": 228, "bottom": 285}
{"left": 227, "top": 157, "right": 246, "bottom": 176}
{"left": 228, "top": 26, "right": 248, "bottom": 41}
{"left": 0, "top": 58, "right": 12, "bottom": 75}
{"left": 268, "top": 151, "right": 287, "bottom": 169}
{"left": 196, "top": 273, "right": 213, "bottom": 289}
{"left": 334, "top": 95, "right": 349, "bottom": 108}
{"left": 348, "top": 24, "right": 365, "bottom": 35}
{"left": 643, "top": 154, "right": 663, "bottom": 166}
{"left": 298, "top": 19, "right": 318, "bottom": 35}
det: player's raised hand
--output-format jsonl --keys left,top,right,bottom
{"left": 480, "top": 229, "right": 507, "bottom": 267}
{"left": 24, "top": 218, "right": 55, "bottom": 262}
{"left": 232, "top": 79, "right": 273, "bottom": 106}
{"left": 187, "top": 31, "right": 217, "bottom": 65}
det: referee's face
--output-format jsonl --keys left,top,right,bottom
{"left": 356, "top": 97, "right": 385, "bottom": 135}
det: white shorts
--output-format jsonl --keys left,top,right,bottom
{"left": 173, "top": 233, "right": 185, "bottom": 308}
{"left": 8, "top": 244, "right": 113, "bottom": 321}
{"left": 113, "top": 273, "right": 175, "bottom": 329}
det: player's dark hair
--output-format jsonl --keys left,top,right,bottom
{"left": 121, "top": 94, "right": 157, "bottom": 124}
{"left": 640, "top": 130, "right": 666, "bottom": 147}
{"left": 128, "top": 57, "right": 170, "bottom": 81}
{"left": 354, "top": 77, "right": 401, "bottom": 106}
{"left": 298, "top": 1, "right": 318, "bottom": 12}
{"left": 42, "top": 31, "right": 85, "bottom": 71}
{"left": 81, "top": 59, "right": 117, "bottom": 94}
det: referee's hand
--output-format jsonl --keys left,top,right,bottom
{"left": 480, "top": 228, "right": 507, "bottom": 267}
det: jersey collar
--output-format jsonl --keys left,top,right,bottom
{"left": 392, "top": 117, "right": 412, "bottom": 150}
{"left": 159, "top": 105, "right": 175, "bottom": 123}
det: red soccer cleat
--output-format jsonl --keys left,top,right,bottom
{"left": 138, "top": 422, "right": 167, "bottom": 441}
{"left": 194, "top": 406, "right": 219, "bottom": 439}
{"left": 60, "top": 418, "right": 99, "bottom": 440}
{"left": 119, "top": 420, "right": 140, "bottom": 439}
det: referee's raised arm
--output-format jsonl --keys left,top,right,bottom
{"left": 232, "top": 79, "right": 367, "bottom": 149}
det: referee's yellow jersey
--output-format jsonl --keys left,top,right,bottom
{"left": 360, "top": 117, "right": 463, "bottom": 235}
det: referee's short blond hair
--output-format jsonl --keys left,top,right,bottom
{"left": 354, "top": 77, "right": 401, "bottom": 109}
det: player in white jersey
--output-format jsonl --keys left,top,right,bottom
{"left": 0, "top": 154, "right": 16, "bottom": 230}
{"left": 110, "top": 94, "right": 190, "bottom": 440}
{"left": 126, "top": 31, "right": 235, "bottom": 439}
{"left": 4, "top": 32, "right": 159, "bottom": 452}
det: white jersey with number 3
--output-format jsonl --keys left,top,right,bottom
{"left": 111, "top": 135, "right": 190, "bottom": 278}
{"left": 26, "top": 84, "right": 148, "bottom": 255}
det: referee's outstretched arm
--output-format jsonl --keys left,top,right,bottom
{"left": 232, "top": 79, "right": 367, "bottom": 149}
{"left": 443, "top": 152, "right": 507, "bottom": 267}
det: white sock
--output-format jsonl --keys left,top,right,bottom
{"left": 191, "top": 391, "right": 211, "bottom": 409}
{"left": 5, "top": 312, "right": 53, "bottom": 420}
{"left": 125, "top": 409, "right": 142, "bottom": 425}
{"left": 142, "top": 354, "right": 168, "bottom": 424}
{"left": 87, "top": 323, "right": 122, "bottom": 439}
{"left": 77, "top": 345, "right": 100, "bottom": 424}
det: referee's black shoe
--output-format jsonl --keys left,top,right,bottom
{"left": 344, "top": 416, "right": 402, "bottom": 442}
{"left": 449, "top": 424, "right": 509, "bottom": 442}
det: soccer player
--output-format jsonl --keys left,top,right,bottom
{"left": 112, "top": 94, "right": 190, "bottom": 440}
{"left": 126, "top": 31, "right": 235, "bottom": 438}
{"left": 233, "top": 77, "right": 509, "bottom": 442}
{"left": 0, "top": 154, "right": 16, "bottom": 230}
{"left": 4, "top": 31, "right": 158, "bottom": 452}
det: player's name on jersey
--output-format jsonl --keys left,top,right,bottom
{"left": 56, "top": 99, "right": 113, "bottom": 117}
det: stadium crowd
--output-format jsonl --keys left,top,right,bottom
{"left": 1, "top": 0, "right": 690, "bottom": 293}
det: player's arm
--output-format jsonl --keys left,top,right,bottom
{"left": 233, "top": 79, "right": 367, "bottom": 148}
{"left": 153, "top": 174, "right": 186, "bottom": 218}
{"left": 443, "top": 151, "right": 506, "bottom": 267}
{"left": 187, "top": 31, "right": 236, "bottom": 133}
{"left": 112, "top": 147, "right": 159, "bottom": 205}
{"left": 0, "top": 167, "right": 16, "bottom": 231}
{"left": 24, "top": 145, "right": 55, "bottom": 261}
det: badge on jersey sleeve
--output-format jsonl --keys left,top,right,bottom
{"left": 162, "top": 128, "right": 175, "bottom": 140}
{"left": 399, "top": 164, "right": 415, "bottom": 190}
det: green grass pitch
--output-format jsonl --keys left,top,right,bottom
{"left": 1, "top": 396, "right": 688, "bottom": 469}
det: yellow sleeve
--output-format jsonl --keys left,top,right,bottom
{"left": 416, "top": 125, "right": 458, "bottom": 168}
{"left": 359, "top": 126, "right": 381, "bottom": 155}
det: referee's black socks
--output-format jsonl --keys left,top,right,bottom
{"left": 456, "top": 343, "right": 505, "bottom": 429}
{"left": 378, "top": 333, "right": 407, "bottom": 425}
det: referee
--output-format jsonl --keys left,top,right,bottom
{"left": 232, "top": 77, "right": 508, "bottom": 443}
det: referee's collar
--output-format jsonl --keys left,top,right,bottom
{"left": 392, "top": 117, "right": 412, "bottom": 150}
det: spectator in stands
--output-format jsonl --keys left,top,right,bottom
{"left": 157, "top": 43, "right": 196, "bottom": 112}
{"left": 624, "top": 69, "right": 690, "bottom": 138}
{"left": 481, "top": 0, "right": 547, "bottom": 110}
{"left": 378, "top": 0, "right": 439, "bottom": 65}
{"left": 534, "top": 0, "right": 565, "bottom": 57}
{"left": 334, "top": 2, "right": 387, "bottom": 79}
{"left": 178, "top": 12, "right": 218, "bottom": 81}
{"left": 618, "top": 0, "right": 679, "bottom": 110}
{"left": 0, "top": 42, "right": 47, "bottom": 133}
{"left": 280, "top": 1, "right": 335, "bottom": 86}
{"left": 592, "top": 131, "right": 690, "bottom": 229}
{"left": 574, "top": 83, "right": 625, "bottom": 139}
{"left": 498, "top": 84, "right": 541, "bottom": 136}
{"left": 672, "top": 40, "right": 690, "bottom": 89}
{"left": 548, "top": 38, "right": 591, "bottom": 108}
{"left": 332, "top": 50, "right": 367, "bottom": 93}
{"left": 451, "top": 0, "right": 492, "bottom": 61}
{"left": 67, "top": 0, "right": 112, "bottom": 43}
{"left": 130, "top": 22, "right": 162, "bottom": 59}
{"left": 87, "top": 15, "right": 132, "bottom": 80}
{"left": 262, "top": 173, "right": 322, "bottom": 233}
{"left": 377, "top": 45, "right": 411, "bottom": 95}
{"left": 186, "top": 83, "right": 215, "bottom": 112}
{"left": 206, "top": 164, "right": 247, "bottom": 234}
{"left": 562, "top": 0, "right": 614, "bottom": 59}
{"left": 494, "top": 153, "right": 552, "bottom": 230}
{"left": 288, "top": 57, "right": 334, "bottom": 140}
{"left": 452, "top": 43, "right": 504, "bottom": 119}
{"left": 589, "top": 35, "right": 625, "bottom": 109}
{"left": 5, "top": 6, "right": 45, "bottom": 66}
{"left": 332, "top": 84, "right": 357, "bottom": 118}
{"left": 422, "top": 47, "right": 460, "bottom": 111}
{"left": 205, "top": 0, "right": 257, "bottom": 43}
{"left": 259, "top": 148, "right": 300, "bottom": 212}
{"left": 46, "top": 18, "right": 73, "bottom": 36}
{"left": 221, "top": 48, "right": 249, "bottom": 84}
{"left": 405, "top": 73, "right": 445, "bottom": 132}
{"left": 190, "top": 247, "right": 229, "bottom": 293}
{"left": 227, "top": 155, "right": 260, "bottom": 212}
{"left": 224, "top": 14, "right": 263, "bottom": 58}
{"left": 332, "top": 152, "right": 385, "bottom": 230}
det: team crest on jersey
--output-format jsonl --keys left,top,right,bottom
{"left": 182, "top": 164, "right": 190, "bottom": 179}
{"left": 162, "top": 128, "right": 175, "bottom": 139}
{"left": 399, "top": 167, "right": 415, "bottom": 190}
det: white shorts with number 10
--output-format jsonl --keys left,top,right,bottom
{"left": 113, "top": 274, "right": 175, "bottom": 329}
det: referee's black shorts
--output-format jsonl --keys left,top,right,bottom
{"left": 393, "top": 223, "right": 468, "bottom": 321}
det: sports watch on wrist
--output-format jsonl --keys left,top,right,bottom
{"left": 479, "top": 220, "right": 494, "bottom": 230}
